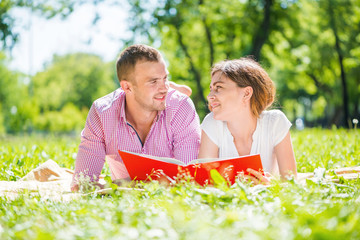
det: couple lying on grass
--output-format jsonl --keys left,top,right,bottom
{"left": 71, "top": 44, "right": 297, "bottom": 191}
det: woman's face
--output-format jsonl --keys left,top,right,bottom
{"left": 208, "top": 71, "right": 246, "bottom": 121}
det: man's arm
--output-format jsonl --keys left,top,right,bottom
{"left": 71, "top": 104, "right": 106, "bottom": 191}
{"left": 171, "top": 97, "right": 201, "bottom": 163}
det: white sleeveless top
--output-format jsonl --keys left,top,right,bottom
{"left": 201, "top": 110, "right": 292, "bottom": 174}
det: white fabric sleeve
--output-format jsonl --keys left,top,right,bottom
{"left": 201, "top": 112, "right": 220, "bottom": 147}
{"left": 272, "top": 110, "right": 292, "bottom": 146}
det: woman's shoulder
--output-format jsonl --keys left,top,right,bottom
{"left": 202, "top": 112, "right": 217, "bottom": 126}
{"left": 259, "top": 109, "right": 292, "bottom": 137}
{"left": 201, "top": 112, "right": 224, "bottom": 130}
{"left": 200, "top": 112, "right": 225, "bottom": 147}
{"left": 260, "top": 109, "right": 289, "bottom": 122}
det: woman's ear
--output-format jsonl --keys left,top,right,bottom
{"left": 243, "top": 86, "right": 253, "bottom": 101}
{"left": 120, "top": 80, "right": 132, "bottom": 94}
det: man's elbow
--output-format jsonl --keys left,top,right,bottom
{"left": 71, "top": 184, "right": 79, "bottom": 192}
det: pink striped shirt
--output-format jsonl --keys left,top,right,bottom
{"left": 71, "top": 88, "right": 201, "bottom": 188}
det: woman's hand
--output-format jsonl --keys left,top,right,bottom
{"left": 244, "top": 168, "right": 274, "bottom": 185}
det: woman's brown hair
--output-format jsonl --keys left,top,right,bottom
{"left": 211, "top": 58, "right": 275, "bottom": 118}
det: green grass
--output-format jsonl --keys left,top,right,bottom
{"left": 0, "top": 129, "right": 359, "bottom": 239}
{"left": 293, "top": 128, "right": 359, "bottom": 172}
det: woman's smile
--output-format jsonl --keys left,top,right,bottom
{"left": 210, "top": 102, "right": 220, "bottom": 109}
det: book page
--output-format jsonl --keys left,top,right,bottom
{"left": 120, "top": 150, "right": 259, "bottom": 167}
{"left": 154, "top": 156, "right": 186, "bottom": 166}
{"left": 188, "top": 158, "right": 219, "bottom": 164}
{"left": 187, "top": 155, "right": 257, "bottom": 165}
{"left": 138, "top": 153, "right": 186, "bottom": 166}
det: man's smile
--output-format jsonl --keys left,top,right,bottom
{"left": 154, "top": 95, "right": 166, "bottom": 101}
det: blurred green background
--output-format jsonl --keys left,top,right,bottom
{"left": 0, "top": 0, "right": 359, "bottom": 135}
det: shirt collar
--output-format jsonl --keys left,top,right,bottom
{"left": 156, "top": 108, "right": 165, "bottom": 122}
{"left": 119, "top": 93, "right": 127, "bottom": 122}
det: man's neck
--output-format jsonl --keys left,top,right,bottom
{"left": 124, "top": 99, "right": 158, "bottom": 143}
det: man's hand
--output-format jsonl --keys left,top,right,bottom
{"left": 169, "top": 81, "right": 192, "bottom": 97}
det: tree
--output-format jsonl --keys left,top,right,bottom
{"left": 124, "top": 0, "right": 360, "bottom": 127}
{"left": 0, "top": 0, "right": 82, "bottom": 49}
{"left": 30, "top": 52, "right": 118, "bottom": 132}
{"left": 0, "top": 51, "right": 36, "bottom": 133}
{"left": 2, "top": 0, "right": 359, "bottom": 130}
{"left": 32, "top": 53, "right": 118, "bottom": 111}
{"left": 0, "top": 0, "right": 125, "bottom": 50}
{"left": 126, "top": 0, "right": 301, "bottom": 118}
{"left": 271, "top": 0, "right": 360, "bottom": 127}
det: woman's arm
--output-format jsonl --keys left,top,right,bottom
{"left": 246, "top": 131, "right": 296, "bottom": 185}
{"left": 274, "top": 131, "right": 297, "bottom": 179}
{"left": 198, "top": 130, "right": 219, "bottom": 158}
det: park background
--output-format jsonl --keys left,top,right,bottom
{"left": 1, "top": 1, "right": 360, "bottom": 239}
{"left": 1, "top": 0, "right": 359, "bottom": 136}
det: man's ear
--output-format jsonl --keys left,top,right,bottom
{"left": 120, "top": 80, "right": 132, "bottom": 94}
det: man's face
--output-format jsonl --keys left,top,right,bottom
{"left": 129, "top": 59, "right": 170, "bottom": 112}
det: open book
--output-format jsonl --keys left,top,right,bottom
{"left": 118, "top": 150, "right": 263, "bottom": 186}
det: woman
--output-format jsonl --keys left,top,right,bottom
{"left": 198, "top": 58, "right": 297, "bottom": 184}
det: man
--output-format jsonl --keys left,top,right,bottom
{"left": 71, "top": 44, "right": 201, "bottom": 191}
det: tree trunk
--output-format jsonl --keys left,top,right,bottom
{"left": 328, "top": 0, "right": 350, "bottom": 128}
{"left": 175, "top": 27, "right": 207, "bottom": 110}
{"left": 250, "top": 0, "right": 273, "bottom": 61}
{"left": 306, "top": 72, "right": 333, "bottom": 94}
{"left": 202, "top": 16, "right": 214, "bottom": 67}
{"left": 199, "top": 0, "right": 214, "bottom": 67}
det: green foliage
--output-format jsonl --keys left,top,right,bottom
{"left": 0, "top": 135, "right": 79, "bottom": 181}
{"left": 0, "top": 52, "right": 19, "bottom": 106}
{"left": 127, "top": 0, "right": 360, "bottom": 125}
{"left": 32, "top": 53, "right": 117, "bottom": 111}
{"left": 0, "top": 129, "right": 359, "bottom": 239}
{"left": 29, "top": 53, "right": 117, "bottom": 133}
{"left": 1, "top": 0, "right": 360, "bottom": 133}
{"left": 6, "top": 98, "right": 38, "bottom": 133}
{"left": 210, "top": 169, "right": 228, "bottom": 188}
{"left": 30, "top": 53, "right": 117, "bottom": 133}
{"left": 0, "top": 51, "right": 118, "bottom": 133}
{"left": 0, "top": 52, "right": 35, "bottom": 133}
{"left": 0, "top": 181, "right": 359, "bottom": 239}
{"left": 293, "top": 128, "right": 360, "bottom": 173}
{"left": 266, "top": 0, "right": 360, "bottom": 127}
{"left": 0, "top": 0, "right": 19, "bottom": 49}
{"left": 0, "top": 0, "right": 80, "bottom": 49}
{"left": 33, "top": 103, "right": 87, "bottom": 133}
{"left": 0, "top": 104, "right": 5, "bottom": 136}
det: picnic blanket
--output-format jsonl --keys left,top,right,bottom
{"left": 1, "top": 160, "right": 359, "bottom": 200}
{"left": 0, "top": 159, "right": 109, "bottom": 201}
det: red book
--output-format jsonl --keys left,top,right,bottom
{"left": 118, "top": 150, "right": 263, "bottom": 186}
